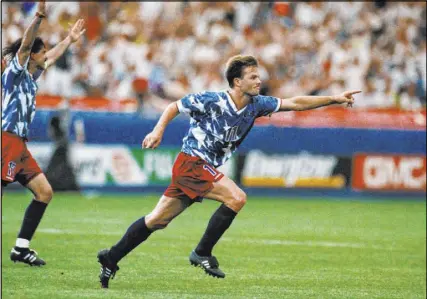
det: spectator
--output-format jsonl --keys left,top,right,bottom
{"left": 2, "top": 2, "right": 425, "bottom": 113}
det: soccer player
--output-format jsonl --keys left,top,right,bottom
{"left": 97, "top": 55, "right": 361, "bottom": 288}
{"left": 1, "top": 0, "right": 85, "bottom": 266}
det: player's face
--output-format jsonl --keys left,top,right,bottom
{"left": 31, "top": 46, "right": 47, "bottom": 69}
{"left": 240, "top": 66, "right": 261, "bottom": 96}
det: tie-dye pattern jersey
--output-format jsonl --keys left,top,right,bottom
{"left": 1, "top": 55, "right": 41, "bottom": 139}
{"left": 177, "top": 91, "right": 280, "bottom": 167}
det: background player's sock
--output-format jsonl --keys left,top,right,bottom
{"left": 108, "top": 216, "right": 152, "bottom": 264}
{"left": 15, "top": 238, "right": 30, "bottom": 249}
{"left": 16, "top": 199, "right": 48, "bottom": 247}
{"left": 195, "top": 204, "right": 237, "bottom": 257}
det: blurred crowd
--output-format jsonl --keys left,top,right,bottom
{"left": 2, "top": 2, "right": 426, "bottom": 114}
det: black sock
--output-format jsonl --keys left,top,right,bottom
{"left": 195, "top": 204, "right": 237, "bottom": 257}
{"left": 17, "top": 199, "right": 48, "bottom": 242}
{"left": 108, "top": 216, "right": 152, "bottom": 264}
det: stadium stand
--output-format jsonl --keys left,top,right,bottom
{"left": 2, "top": 2, "right": 426, "bottom": 115}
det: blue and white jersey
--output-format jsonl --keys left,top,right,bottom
{"left": 1, "top": 55, "right": 42, "bottom": 139}
{"left": 178, "top": 91, "right": 280, "bottom": 167}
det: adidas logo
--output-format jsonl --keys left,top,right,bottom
{"left": 201, "top": 260, "right": 211, "bottom": 269}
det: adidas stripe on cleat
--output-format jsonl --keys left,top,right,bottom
{"left": 189, "top": 250, "right": 225, "bottom": 278}
{"left": 97, "top": 249, "right": 120, "bottom": 288}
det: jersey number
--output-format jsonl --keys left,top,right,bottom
{"left": 225, "top": 126, "right": 239, "bottom": 142}
{"left": 203, "top": 165, "right": 217, "bottom": 176}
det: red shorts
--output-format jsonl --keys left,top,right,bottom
{"left": 164, "top": 152, "right": 224, "bottom": 202}
{"left": 1, "top": 131, "right": 43, "bottom": 186}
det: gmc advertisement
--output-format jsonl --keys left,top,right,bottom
{"left": 352, "top": 154, "right": 426, "bottom": 192}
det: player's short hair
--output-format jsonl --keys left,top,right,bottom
{"left": 2, "top": 37, "right": 45, "bottom": 62}
{"left": 225, "top": 55, "right": 258, "bottom": 88}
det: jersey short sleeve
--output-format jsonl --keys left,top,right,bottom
{"left": 2, "top": 55, "right": 27, "bottom": 91}
{"left": 177, "top": 93, "right": 208, "bottom": 117}
{"left": 9, "top": 54, "right": 29, "bottom": 75}
{"left": 255, "top": 95, "right": 281, "bottom": 117}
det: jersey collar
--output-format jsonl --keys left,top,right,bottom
{"left": 224, "top": 90, "right": 248, "bottom": 115}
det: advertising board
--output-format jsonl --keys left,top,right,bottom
{"left": 352, "top": 154, "right": 426, "bottom": 192}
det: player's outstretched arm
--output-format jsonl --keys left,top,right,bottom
{"left": 142, "top": 102, "right": 180, "bottom": 149}
{"left": 278, "top": 90, "right": 362, "bottom": 111}
{"left": 17, "top": 0, "right": 46, "bottom": 66}
{"left": 45, "top": 19, "right": 86, "bottom": 69}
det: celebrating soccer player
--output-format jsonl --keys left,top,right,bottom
{"left": 1, "top": 0, "right": 85, "bottom": 266}
{"left": 97, "top": 55, "right": 361, "bottom": 288}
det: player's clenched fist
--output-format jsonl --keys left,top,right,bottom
{"left": 142, "top": 130, "right": 163, "bottom": 149}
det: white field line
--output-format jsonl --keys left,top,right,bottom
{"left": 37, "top": 228, "right": 397, "bottom": 250}
{"left": 38, "top": 228, "right": 120, "bottom": 236}
{"left": 221, "top": 238, "right": 395, "bottom": 250}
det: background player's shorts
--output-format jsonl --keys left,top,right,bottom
{"left": 1, "top": 131, "right": 43, "bottom": 187}
{"left": 164, "top": 152, "right": 224, "bottom": 202}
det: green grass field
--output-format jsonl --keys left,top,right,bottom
{"left": 1, "top": 192, "right": 426, "bottom": 299}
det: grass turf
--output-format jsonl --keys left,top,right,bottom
{"left": 1, "top": 192, "right": 426, "bottom": 299}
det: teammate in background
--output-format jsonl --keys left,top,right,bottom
{"left": 97, "top": 55, "right": 361, "bottom": 288}
{"left": 1, "top": 0, "right": 85, "bottom": 266}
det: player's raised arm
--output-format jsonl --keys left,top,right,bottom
{"left": 45, "top": 19, "right": 86, "bottom": 69}
{"left": 17, "top": 0, "right": 46, "bottom": 66}
{"left": 142, "top": 102, "right": 180, "bottom": 149}
{"left": 278, "top": 90, "right": 362, "bottom": 111}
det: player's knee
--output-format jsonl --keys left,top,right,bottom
{"left": 149, "top": 219, "right": 170, "bottom": 231}
{"left": 36, "top": 185, "right": 53, "bottom": 203}
{"left": 228, "top": 190, "right": 247, "bottom": 211}
{"left": 150, "top": 220, "right": 169, "bottom": 230}
{"left": 235, "top": 190, "right": 247, "bottom": 207}
{"left": 145, "top": 214, "right": 170, "bottom": 231}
